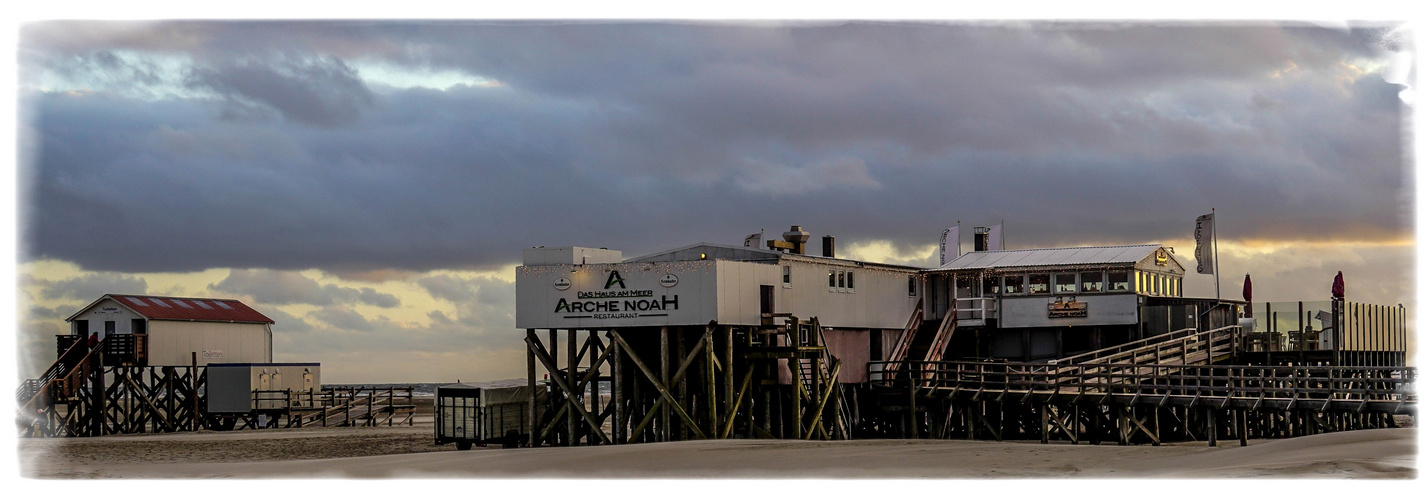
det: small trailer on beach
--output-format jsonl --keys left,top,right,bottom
{"left": 435, "top": 384, "right": 547, "bottom": 450}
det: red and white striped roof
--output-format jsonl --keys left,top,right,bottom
{"left": 67, "top": 294, "right": 275, "bottom": 324}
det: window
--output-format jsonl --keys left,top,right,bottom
{"left": 1054, "top": 273, "right": 1077, "bottom": 294}
{"left": 1003, "top": 275, "right": 1024, "bottom": 294}
{"left": 1108, "top": 271, "right": 1130, "bottom": 291}
{"left": 983, "top": 276, "right": 1000, "bottom": 295}
{"left": 131, "top": 318, "right": 147, "bottom": 334}
{"left": 908, "top": 276, "right": 918, "bottom": 296}
{"left": 829, "top": 270, "right": 836, "bottom": 287}
{"left": 1028, "top": 274, "right": 1050, "bottom": 294}
{"left": 847, "top": 271, "right": 855, "bottom": 289}
{"left": 838, "top": 271, "right": 846, "bottom": 289}
{"left": 1080, "top": 271, "right": 1104, "bottom": 293}
{"left": 1174, "top": 277, "right": 1182, "bottom": 297}
{"left": 1136, "top": 271, "right": 1145, "bottom": 293}
{"left": 782, "top": 265, "right": 791, "bottom": 284}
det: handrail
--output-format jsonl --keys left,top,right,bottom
{"left": 1054, "top": 327, "right": 1198, "bottom": 366}
{"left": 18, "top": 336, "right": 111, "bottom": 413}
{"left": 875, "top": 360, "right": 1416, "bottom": 406}
{"left": 883, "top": 301, "right": 924, "bottom": 379}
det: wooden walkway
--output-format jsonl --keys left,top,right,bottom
{"left": 866, "top": 360, "right": 1415, "bottom": 445}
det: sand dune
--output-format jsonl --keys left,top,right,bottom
{"left": 18, "top": 423, "right": 1414, "bottom": 479}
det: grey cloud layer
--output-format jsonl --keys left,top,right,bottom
{"left": 37, "top": 272, "right": 148, "bottom": 300}
{"left": 209, "top": 269, "right": 400, "bottom": 307}
{"left": 20, "top": 21, "right": 1410, "bottom": 273}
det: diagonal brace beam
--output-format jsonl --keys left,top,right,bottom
{"left": 528, "top": 334, "right": 612, "bottom": 444}
{"left": 611, "top": 330, "right": 709, "bottom": 440}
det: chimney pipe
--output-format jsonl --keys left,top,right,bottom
{"left": 822, "top": 235, "right": 835, "bottom": 258}
{"left": 782, "top": 225, "right": 810, "bottom": 255}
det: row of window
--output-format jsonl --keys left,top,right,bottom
{"left": 779, "top": 264, "right": 861, "bottom": 292}
{"left": 1137, "top": 270, "right": 1181, "bottom": 297}
{"left": 782, "top": 267, "right": 1180, "bottom": 298}
{"left": 974, "top": 270, "right": 1181, "bottom": 297}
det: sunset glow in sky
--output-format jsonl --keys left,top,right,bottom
{"left": 11, "top": 19, "right": 1415, "bottom": 383}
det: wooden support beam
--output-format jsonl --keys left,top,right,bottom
{"left": 660, "top": 326, "right": 670, "bottom": 441}
{"left": 567, "top": 329, "right": 576, "bottom": 445}
{"left": 720, "top": 369, "right": 754, "bottom": 439}
{"left": 611, "top": 332, "right": 623, "bottom": 444}
{"left": 610, "top": 330, "right": 709, "bottom": 440}
{"left": 724, "top": 325, "right": 735, "bottom": 436}
{"left": 803, "top": 359, "right": 842, "bottom": 440}
{"left": 705, "top": 324, "right": 718, "bottom": 436}
{"left": 526, "top": 333, "right": 612, "bottom": 444}
{"left": 526, "top": 329, "right": 537, "bottom": 447}
{"left": 677, "top": 327, "right": 688, "bottom": 441}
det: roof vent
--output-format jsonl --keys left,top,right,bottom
{"left": 767, "top": 225, "right": 811, "bottom": 255}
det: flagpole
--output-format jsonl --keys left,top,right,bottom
{"left": 1212, "top": 207, "right": 1220, "bottom": 301}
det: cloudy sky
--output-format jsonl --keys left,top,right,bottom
{"left": 9, "top": 18, "right": 1415, "bottom": 383}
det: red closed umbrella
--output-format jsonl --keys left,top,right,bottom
{"left": 1242, "top": 274, "right": 1253, "bottom": 318}
{"left": 1331, "top": 271, "right": 1345, "bottom": 299}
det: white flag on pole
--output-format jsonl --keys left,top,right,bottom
{"left": 940, "top": 227, "right": 959, "bottom": 265}
{"left": 744, "top": 231, "right": 763, "bottom": 248}
{"left": 1194, "top": 213, "right": 1214, "bottom": 275}
{"left": 986, "top": 224, "right": 1003, "bottom": 251}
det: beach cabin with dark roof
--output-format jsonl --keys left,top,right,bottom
{"left": 64, "top": 294, "right": 275, "bottom": 366}
{"left": 918, "top": 244, "right": 1240, "bottom": 362}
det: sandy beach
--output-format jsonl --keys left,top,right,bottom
{"left": 17, "top": 410, "right": 1415, "bottom": 479}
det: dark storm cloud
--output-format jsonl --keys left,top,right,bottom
{"left": 36, "top": 272, "right": 148, "bottom": 300}
{"left": 209, "top": 270, "right": 400, "bottom": 307}
{"left": 184, "top": 56, "right": 375, "bottom": 127}
{"left": 20, "top": 21, "right": 1410, "bottom": 274}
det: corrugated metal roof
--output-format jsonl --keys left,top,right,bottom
{"left": 73, "top": 294, "right": 275, "bottom": 324}
{"left": 934, "top": 244, "right": 1166, "bottom": 271}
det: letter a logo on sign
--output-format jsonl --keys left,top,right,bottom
{"left": 605, "top": 270, "right": 627, "bottom": 289}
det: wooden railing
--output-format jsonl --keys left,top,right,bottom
{"left": 256, "top": 386, "right": 417, "bottom": 427}
{"left": 872, "top": 360, "right": 1416, "bottom": 411}
{"left": 1053, "top": 328, "right": 1198, "bottom": 366}
{"left": 17, "top": 336, "right": 105, "bottom": 411}
{"left": 882, "top": 301, "right": 923, "bottom": 379}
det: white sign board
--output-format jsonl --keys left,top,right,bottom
{"left": 517, "top": 261, "right": 718, "bottom": 329}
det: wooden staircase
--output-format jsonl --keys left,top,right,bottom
{"left": 883, "top": 301, "right": 960, "bottom": 382}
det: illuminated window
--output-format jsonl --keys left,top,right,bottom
{"left": 1003, "top": 275, "right": 1024, "bottom": 294}
{"left": 1080, "top": 271, "right": 1104, "bottom": 293}
{"left": 1054, "top": 273, "right": 1077, "bottom": 294}
{"left": 1108, "top": 271, "right": 1130, "bottom": 291}
{"left": 1028, "top": 274, "right": 1050, "bottom": 294}
{"left": 983, "top": 276, "right": 1000, "bottom": 295}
